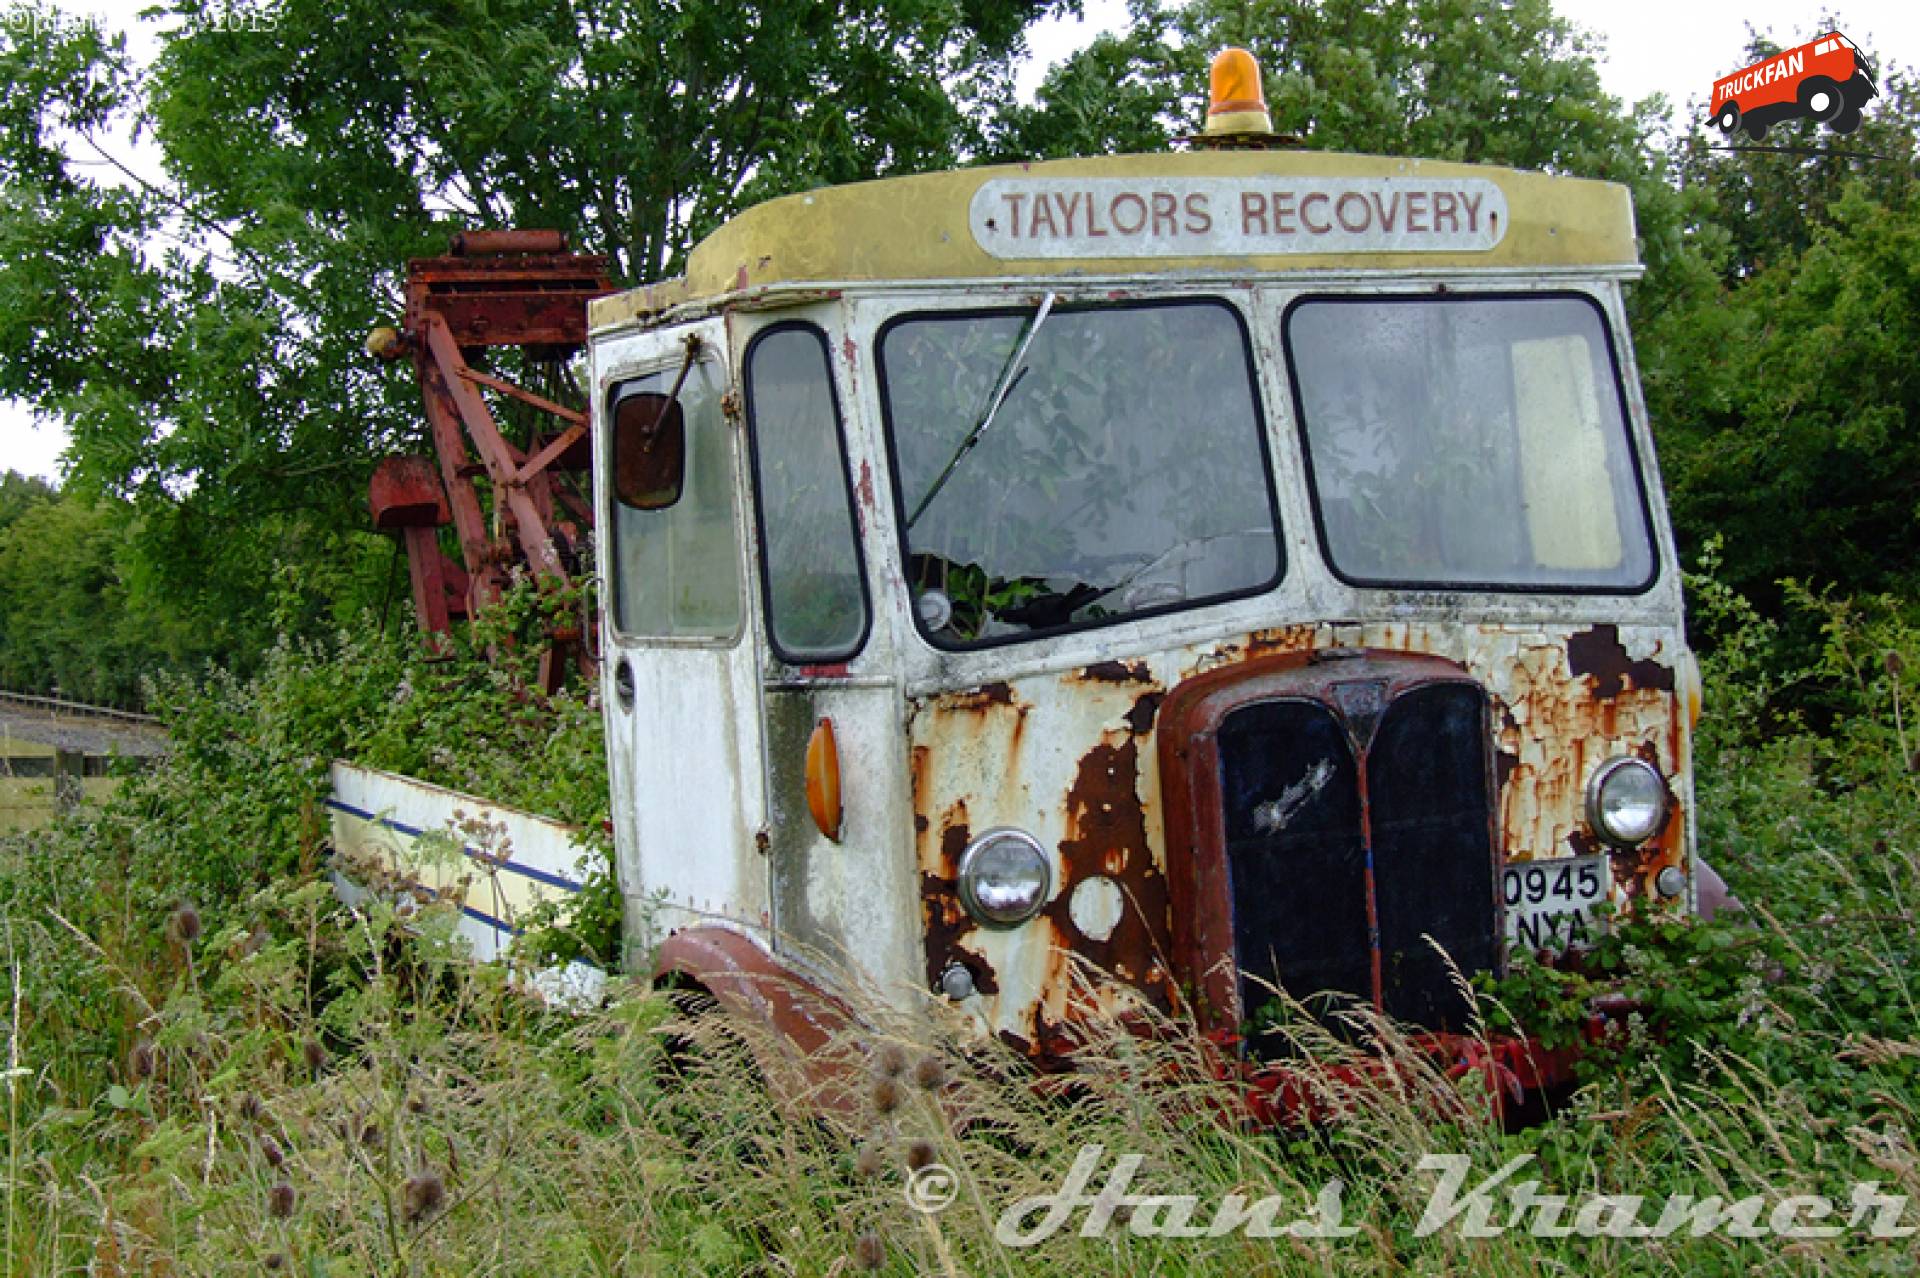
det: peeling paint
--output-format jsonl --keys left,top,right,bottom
{"left": 1568, "top": 623, "right": 1676, "bottom": 698}
{"left": 1069, "top": 876, "right": 1126, "bottom": 942}
{"left": 1078, "top": 659, "right": 1152, "bottom": 685}
{"left": 937, "top": 681, "right": 1018, "bottom": 711}
{"left": 1124, "top": 690, "right": 1163, "bottom": 736}
{"left": 910, "top": 619, "right": 1691, "bottom": 1059}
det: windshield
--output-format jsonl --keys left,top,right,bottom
{"left": 878, "top": 298, "right": 1282, "bottom": 647}
{"left": 1286, "top": 293, "right": 1655, "bottom": 592}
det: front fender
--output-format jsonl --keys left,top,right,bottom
{"left": 654, "top": 926, "right": 863, "bottom": 1116}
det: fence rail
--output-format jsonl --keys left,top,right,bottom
{"left": 0, "top": 688, "right": 160, "bottom": 726}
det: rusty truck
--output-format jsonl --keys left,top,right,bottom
{"left": 585, "top": 48, "right": 1707, "bottom": 1103}
{"left": 351, "top": 49, "right": 1711, "bottom": 1115}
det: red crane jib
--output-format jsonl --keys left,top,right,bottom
{"left": 368, "top": 231, "right": 615, "bottom": 691}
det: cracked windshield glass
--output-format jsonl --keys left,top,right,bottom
{"left": 880, "top": 299, "right": 1281, "bottom": 647}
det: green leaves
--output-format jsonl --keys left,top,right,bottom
{"left": 0, "top": 0, "right": 1068, "bottom": 688}
{"left": 1647, "top": 181, "right": 1920, "bottom": 611}
{"left": 998, "top": 0, "right": 1647, "bottom": 176}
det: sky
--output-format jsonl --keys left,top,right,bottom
{"left": 4, "top": 0, "right": 1917, "bottom": 484}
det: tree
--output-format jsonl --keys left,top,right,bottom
{"left": 994, "top": 0, "right": 1699, "bottom": 320}
{"left": 0, "top": 0, "right": 1066, "bottom": 677}
{"left": 1002, "top": 2, "right": 1648, "bottom": 169}
{"left": 1637, "top": 21, "right": 1920, "bottom": 611}
{"left": 0, "top": 492, "right": 137, "bottom": 702}
{"left": 1667, "top": 23, "right": 1920, "bottom": 286}
{"left": 0, "top": 469, "right": 54, "bottom": 535}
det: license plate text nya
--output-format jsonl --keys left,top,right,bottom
{"left": 1503, "top": 853, "right": 1609, "bottom": 950}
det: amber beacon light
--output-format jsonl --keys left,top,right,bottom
{"left": 1204, "top": 47, "right": 1275, "bottom": 139}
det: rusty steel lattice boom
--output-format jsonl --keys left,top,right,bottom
{"left": 367, "top": 231, "right": 614, "bottom": 689}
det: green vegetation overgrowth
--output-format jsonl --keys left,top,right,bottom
{"left": 3, "top": 4, "right": 1917, "bottom": 698}
{"left": 1, "top": 2, "right": 1917, "bottom": 1272}
{"left": 0, "top": 571, "right": 1915, "bottom": 1275}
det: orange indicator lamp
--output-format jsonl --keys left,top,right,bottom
{"left": 805, "top": 718, "right": 843, "bottom": 842}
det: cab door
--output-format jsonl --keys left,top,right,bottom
{"left": 594, "top": 318, "right": 769, "bottom": 950}
{"left": 737, "top": 313, "right": 920, "bottom": 992}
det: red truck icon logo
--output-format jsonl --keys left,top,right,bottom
{"left": 1711, "top": 32, "right": 1877, "bottom": 139}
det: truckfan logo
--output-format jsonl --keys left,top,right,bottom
{"left": 1711, "top": 31, "right": 1877, "bottom": 140}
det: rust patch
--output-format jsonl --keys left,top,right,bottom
{"left": 1059, "top": 739, "right": 1141, "bottom": 875}
{"left": 1493, "top": 631, "right": 1681, "bottom": 881}
{"left": 1026, "top": 1000, "right": 1084, "bottom": 1059}
{"left": 1246, "top": 625, "right": 1318, "bottom": 658}
{"left": 1124, "top": 690, "right": 1164, "bottom": 736}
{"left": 909, "top": 744, "right": 931, "bottom": 810}
{"left": 856, "top": 461, "right": 876, "bottom": 511}
{"left": 937, "top": 808, "right": 971, "bottom": 876}
{"left": 1567, "top": 624, "right": 1675, "bottom": 699}
{"left": 922, "top": 805, "right": 1003, "bottom": 995}
{"left": 919, "top": 871, "right": 998, "bottom": 995}
{"left": 1042, "top": 735, "right": 1176, "bottom": 1012}
{"left": 1495, "top": 747, "right": 1519, "bottom": 793}
{"left": 654, "top": 927, "right": 864, "bottom": 1112}
{"left": 939, "top": 681, "right": 1017, "bottom": 711}
{"left": 1078, "top": 660, "right": 1151, "bottom": 685}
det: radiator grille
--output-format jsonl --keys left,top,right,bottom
{"left": 1215, "top": 680, "right": 1495, "bottom": 1033}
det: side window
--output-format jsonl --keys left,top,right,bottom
{"left": 744, "top": 324, "right": 870, "bottom": 662}
{"left": 607, "top": 358, "right": 744, "bottom": 638}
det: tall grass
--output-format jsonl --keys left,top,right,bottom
{"left": 0, "top": 581, "right": 1914, "bottom": 1274}
{"left": 2, "top": 843, "right": 1912, "bottom": 1275}
{"left": 0, "top": 898, "right": 1909, "bottom": 1274}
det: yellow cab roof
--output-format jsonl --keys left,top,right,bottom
{"left": 589, "top": 148, "right": 1638, "bottom": 332}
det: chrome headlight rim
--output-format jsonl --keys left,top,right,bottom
{"left": 956, "top": 827, "right": 1052, "bottom": 929}
{"left": 1585, "top": 755, "right": 1670, "bottom": 848}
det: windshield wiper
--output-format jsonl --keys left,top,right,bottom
{"left": 906, "top": 291, "right": 1055, "bottom": 530}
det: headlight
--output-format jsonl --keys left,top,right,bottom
{"left": 1586, "top": 757, "right": 1669, "bottom": 847}
{"left": 957, "top": 829, "right": 1051, "bottom": 928}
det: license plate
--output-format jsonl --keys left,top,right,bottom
{"left": 1503, "top": 854, "right": 1610, "bottom": 951}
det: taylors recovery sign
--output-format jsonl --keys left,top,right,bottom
{"left": 969, "top": 176, "right": 1509, "bottom": 259}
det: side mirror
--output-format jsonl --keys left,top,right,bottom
{"left": 613, "top": 392, "right": 686, "bottom": 509}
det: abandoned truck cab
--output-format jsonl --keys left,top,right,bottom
{"left": 587, "top": 70, "right": 1699, "bottom": 1088}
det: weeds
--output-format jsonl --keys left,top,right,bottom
{"left": 0, "top": 576, "right": 1913, "bottom": 1273}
